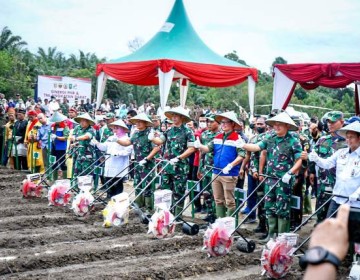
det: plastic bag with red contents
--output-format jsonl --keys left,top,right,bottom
{"left": 203, "top": 218, "right": 234, "bottom": 257}
{"left": 48, "top": 180, "right": 72, "bottom": 206}
{"left": 21, "top": 173, "right": 43, "bottom": 198}
{"left": 71, "top": 184, "right": 94, "bottom": 216}
{"left": 148, "top": 203, "right": 176, "bottom": 239}
{"left": 261, "top": 233, "right": 298, "bottom": 279}
{"left": 102, "top": 192, "right": 130, "bottom": 228}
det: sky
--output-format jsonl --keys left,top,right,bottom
{"left": 1, "top": 0, "right": 360, "bottom": 73}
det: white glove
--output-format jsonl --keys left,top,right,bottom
{"left": 194, "top": 137, "right": 201, "bottom": 149}
{"left": 90, "top": 139, "right": 98, "bottom": 146}
{"left": 236, "top": 137, "right": 245, "bottom": 149}
{"left": 309, "top": 151, "right": 319, "bottom": 162}
{"left": 169, "top": 157, "right": 179, "bottom": 165}
{"left": 282, "top": 172, "right": 292, "bottom": 184}
{"left": 108, "top": 136, "right": 119, "bottom": 142}
{"left": 222, "top": 164, "right": 233, "bottom": 175}
{"left": 349, "top": 192, "right": 360, "bottom": 202}
{"left": 138, "top": 158, "right": 148, "bottom": 166}
{"left": 148, "top": 132, "right": 155, "bottom": 141}
{"left": 50, "top": 134, "right": 57, "bottom": 141}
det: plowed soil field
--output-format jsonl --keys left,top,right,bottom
{"left": 0, "top": 168, "right": 351, "bottom": 279}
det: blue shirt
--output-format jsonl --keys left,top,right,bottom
{"left": 37, "top": 122, "right": 52, "bottom": 149}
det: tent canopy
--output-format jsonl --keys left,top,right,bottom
{"left": 272, "top": 63, "right": 360, "bottom": 114}
{"left": 96, "top": 0, "right": 258, "bottom": 113}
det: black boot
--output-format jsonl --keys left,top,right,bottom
{"left": 253, "top": 218, "right": 267, "bottom": 234}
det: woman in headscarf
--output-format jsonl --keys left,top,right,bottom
{"left": 91, "top": 119, "right": 133, "bottom": 198}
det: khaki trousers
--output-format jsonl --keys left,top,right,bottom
{"left": 212, "top": 174, "right": 238, "bottom": 210}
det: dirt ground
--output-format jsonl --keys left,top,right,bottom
{"left": 0, "top": 168, "right": 352, "bottom": 279}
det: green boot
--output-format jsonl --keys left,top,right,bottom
{"left": 215, "top": 205, "right": 226, "bottom": 218}
{"left": 278, "top": 218, "right": 290, "bottom": 234}
{"left": 226, "top": 208, "right": 236, "bottom": 217}
{"left": 135, "top": 195, "right": 145, "bottom": 208}
{"left": 260, "top": 217, "right": 277, "bottom": 244}
{"left": 303, "top": 195, "right": 312, "bottom": 215}
{"left": 144, "top": 196, "right": 153, "bottom": 211}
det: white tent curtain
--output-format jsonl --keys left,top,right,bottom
{"left": 179, "top": 78, "right": 189, "bottom": 108}
{"left": 158, "top": 68, "right": 175, "bottom": 110}
{"left": 272, "top": 67, "right": 296, "bottom": 110}
{"left": 96, "top": 72, "right": 108, "bottom": 109}
{"left": 247, "top": 76, "right": 256, "bottom": 118}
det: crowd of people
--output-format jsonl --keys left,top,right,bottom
{"left": 1, "top": 92, "right": 359, "bottom": 275}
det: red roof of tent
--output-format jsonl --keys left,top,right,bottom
{"left": 274, "top": 62, "right": 360, "bottom": 114}
{"left": 96, "top": 0, "right": 258, "bottom": 87}
{"left": 275, "top": 63, "right": 360, "bottom": 90}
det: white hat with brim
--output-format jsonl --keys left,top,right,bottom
{"left": 129, "top": 112, "right": 153, "bottom": 127}
{"left": 49, "top": 111, "right": 67, "bottom": 123}
{"left": 215, "top": 111, "right": 241, "bottom": 130}
{"left": 336, "top": 121, "right": 360, "bottom": 138}
{"left": 108, "top": 119, "right": 129, "bottom": 131}
{"left": 266, "top": 112, "right": 298, "bottom": 131}
{"left": 164, "top": 107, "right": 191, "bottom": 123}
{"left": 74, "top": 113, "right": 95, "bottom": 126}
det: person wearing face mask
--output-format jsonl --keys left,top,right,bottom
{"left": 240, "top": 116, "right": 268, "bottom": 234}
{"left": 92, "top": 119, "right": 133, "bottom": 198}
{"left": 115, "top": 113, "right": 160, "bottom": 211}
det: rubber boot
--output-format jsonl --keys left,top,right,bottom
{"left": 215, "top": 205, "right": 226, "bottom": 218}
{"left": 53, "top": 170, "right": 58, "bottom": 181}
{"left": 62, "top": 170, "right": 68, "bottom": 179}
{"left": 303, "top": 195, "right": 312, "bottom": 215}
{"left": 278, "top": 218, "right": 290, "bottom": 234}
{"left": 135, "top": 194, "right": 145, "bottom": 208}
{"left": 253, "top": 217, "right": 267, "bottom": 234}
{"left": 260, "top": 217, "right": 277, "bottom": 244}
{"left": 144, "top": 196, "right": 153, "bottom": 212}
{"left": 226, "top": 208, "right": 235, "bottom": 217}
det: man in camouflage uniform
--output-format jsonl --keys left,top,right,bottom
{"left": 240, "top": 112, "right": 303, "bottom": 240}
{"left": 70, "top": 113, "right": 96, "bottom": 178}
{"left": 197, "top": 113, "right": 220, "bottom": 220}
{"left": 308, "top": 111, "right": 346, "bottom": 223}
{"left": 151, "top": 107, "right": 195, "bottom": 216}
{"left": 240, "top": 116, "right": 268, "bottom": 233}
{"left": 195, "top": 111, "right": 246, "bottom": 218}
{"left": 117, "top": 113, "right": 160, "bottom": 211}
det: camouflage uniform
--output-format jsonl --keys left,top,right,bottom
{"left": 291, "top": 132, "right": 310, "bottom": 227}
{"left": 161, "top": 124, "right": 195, "bottom": 209}
{"left": 59, "top": 103, "right": 69, "bottom": 116}
{"left": 257, "top": 132, "right": 302, "bottom": 220}
{"left": 309, "top": 134, "right": 347, "bottom": 222}
{"left": 131, "top": 128, "right": 156, "bottom": 197}
{"left": 249, "top": 132, "right": 267, "bottom": 225}
{"left": 72, "top": 125, "right": 96, "bottom": 177}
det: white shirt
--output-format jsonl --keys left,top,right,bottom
{"left": 96, "top": 136, "right": 133, "bottom": 178}
{"left": 315, "top": 146, "right": 360, "bottom": 208}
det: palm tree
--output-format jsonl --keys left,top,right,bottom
{"left": 0, "top": 26, "right": 27, "bottom": 51}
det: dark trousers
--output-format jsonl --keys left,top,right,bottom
{"left": 326, "top": 200, "right": 341, "bottom": 218}
{"left": 105, "top": 176, "right": 124, "bottom": 198}
{"left": 246, "top": 174, "right": 258, "bottom": 219}
{"left": 15, "top": 156, "right": 28, "bottom": 170}
{"left": 52, "top": 149, "right": 67, "bottom": 171}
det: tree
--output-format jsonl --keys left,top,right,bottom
{"left": 224, "top": 50, "right": 247, "bottom": 66}
{"left": 0, "top": 26, "right": 27, "bottom": 51}
{"left": 271, "top": 56, "right": 287, "bottom": 72}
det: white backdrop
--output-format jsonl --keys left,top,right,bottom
{"left": 37, "top": 75, "right": 91, "bottom": 105}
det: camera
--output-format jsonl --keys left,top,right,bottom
{"left": 348, "top": 207, "right": 360, "bottom": 243}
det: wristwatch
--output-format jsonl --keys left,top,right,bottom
{"left": 299, "top": 246, "right": 341, "bottom": 269}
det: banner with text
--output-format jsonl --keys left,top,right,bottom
{"left": 37, "top": 75, "right": 91, "bottom": 105}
